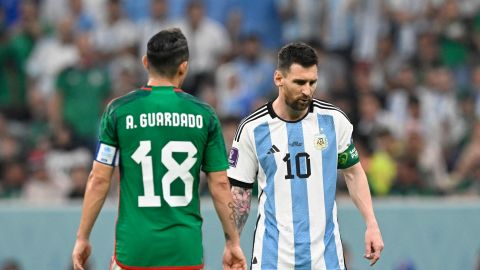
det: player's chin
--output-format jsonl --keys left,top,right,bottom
{"left": 294, "top": 99, "right": 311, "bottom": 110}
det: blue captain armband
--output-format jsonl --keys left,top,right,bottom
{"left": 95, "top": 142, "right": 119, "bottom": 166}
{"left": 337, "top": 143, "right": 360, "bottom": 169}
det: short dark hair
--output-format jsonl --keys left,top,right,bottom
{"left": 146, "top": 28, "right": 189, "bottom": 78}
{"left": 277, "top": 42, "right": 318, "bottom": 73}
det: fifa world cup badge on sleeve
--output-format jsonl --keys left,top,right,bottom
{"left": 228, "top": 147, "right": 239, "bottom": 167}
{"left": 313, "top": 133, "right": 328, "bottom": 150}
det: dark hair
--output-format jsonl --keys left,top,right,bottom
{"left": 146, "top": 28, "right": 189, "bottom": 78}
{"left": 277, "top": 42, "right": 318, "bottom": 73}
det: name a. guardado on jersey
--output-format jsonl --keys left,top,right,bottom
{"left": 125, "top": 112, "right": 203, "bottom": 129}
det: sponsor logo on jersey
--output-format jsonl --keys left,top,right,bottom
{"left": 314, "top": 133, "right": 328, "bottom": 150}
{"left": 229, "top": 147, "right": 239, "bottom": 167}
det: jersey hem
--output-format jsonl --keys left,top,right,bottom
{"left": 115, "top": 257, "right": 204, "bottom": 270}
{"left": 201, "top": 164, "right": 229, "bottom": 172}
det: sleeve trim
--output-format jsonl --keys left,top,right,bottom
{"left": 202, "top": 164, "right": 229, "bottom": 173}
{"left": 229, "top": 177, "right": 254, "bottom": 189}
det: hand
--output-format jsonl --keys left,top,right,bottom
{"left": 223, "top": 243, "right": 247, "bottom": 270}
{"left": 72, "top": 238, "right": 91, "bottom": 270}
{"left": 363, "top": 225, "right": 384, "bottom": 266}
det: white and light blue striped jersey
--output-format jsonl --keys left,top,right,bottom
{"left": 227, "top": 99, "right": 354, "bottom": 270}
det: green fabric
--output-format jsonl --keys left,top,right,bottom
{"left": 337, "top": 143, "right": 360, "bottom": 169}
{"left": 99, "top": 86, "right": 228, "bottom": 268}
{"left": 56, "top": 66, "right": 110, "bottom": 139}
{"left": 0, "top": 33, "right": 34, "bottom": 110}
{"left": 440, "top": 37, "right": 467, "bottom": 67}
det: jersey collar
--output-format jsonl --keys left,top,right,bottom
{"left": 141, "top": 85, "right": 184, "bottom": 92}
{"left": 267, "top": 100, "right": 314, "bottom": 123}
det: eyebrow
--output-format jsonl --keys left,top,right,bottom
{"left": 292, "top": 79, "right": 317, "bottom": 85}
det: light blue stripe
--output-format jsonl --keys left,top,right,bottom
{"left": 317, "top": 115, "right": 340, "bottom": 269}
{"left": 253, "top": 122, "right": 278, "bottom": 269}
{"left": 286, "top": 122, "right": 312, "bottom": 269}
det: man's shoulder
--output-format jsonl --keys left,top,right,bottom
{"left": 311, "top": 99, "right": 351, "bottom": 123}
{"left": 106, "top": 89, "right": 149, "bottom": 113}
{"left": 233, "top": 104, "right": 270, "bottom": 142}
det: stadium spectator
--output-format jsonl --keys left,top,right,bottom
{"left": 68, "top": 0, "right": 96, "bottom": 33}
{"left": 91, "top": 0, "right": 137, "bottom": 61}
{"left": 0, "top": 160, "right": 27, "bottom": 199}
{"left": 22, "top": 152, "right": 64, "bottom": 204}
{"left": 49, "top": 33, "right": 111, "bottom": 149}
{"left": 136, "top": 0, "right": 172, "bottom": 56}
{"left": 215, "top": 34, "right": 275, "bottom": 117}
{"left": 175, "top": 0, "right": 231, "bottom": 96}
{"left": 27, "top": 16, "right": 79, "bottom": 99}
{"left": 44, "top": 124, "right": 91, "bottom": 197}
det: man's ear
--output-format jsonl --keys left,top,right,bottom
{"left": 274, "top": 70, "right": 284, "bottom": 87}
{"left": 178, "top": 61, "right": 188, "bottom": 76}
{"left": 142, "top": 55, "right": 149, "bottom": 70}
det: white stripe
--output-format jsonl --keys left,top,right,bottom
{"left": 271, "top": 121, "right": 295, "bottom": 268}
{"left": 332, "top": 202, "right": 345, "bottom": 269}
{"left": 303, "top": 115, "right": 327, "bottom": 270}
{"left": 252, "top": 166, "right": 267, "bottom": 269}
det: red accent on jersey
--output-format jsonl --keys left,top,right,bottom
{"left": 141, "top": 86, "right": 183, "bottom": 92}
{"left": 114, "top": 257, "right": 204, "bottom": 270}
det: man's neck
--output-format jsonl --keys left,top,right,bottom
{"left": 147, "top": 76, "right": 180, "bottom": 87}
{"left": 272, "top": 98, "right": 308, "bottom": 121}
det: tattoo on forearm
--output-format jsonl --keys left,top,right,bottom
{"left": 224, "top": 233, "right": 230, "bottom": 241}
{"left": 229, "top": 186, "right": 252, "bottom": 234}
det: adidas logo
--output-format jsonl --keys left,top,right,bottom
{"left": 267, "top": 145, "right": 280, "bottom": 154}
{"left": 252, "top": 257, "right": 258, "bottom": 264}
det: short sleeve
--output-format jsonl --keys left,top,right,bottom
{"left": 337, "top": 114, "right": 353, "bottom": 153}
{"left": 202, "top": 113, "right": 229, "bottom": 172}
{"left": 227, "top": 126, "right": 258, "bottom": 185}
{"left": 98, "top": 101, "right": 118, "bottom": 146}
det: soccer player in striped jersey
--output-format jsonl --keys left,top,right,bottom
{"left": 227, "top": 42, "right": 384, "bottom": 269}
{"left": 72, "top": 28, "right": 246, "bottom": 270}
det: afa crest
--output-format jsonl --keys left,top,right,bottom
{"left": 314, "top": 133, "right": 328, "bottom": 150}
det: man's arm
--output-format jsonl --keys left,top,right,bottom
{"left": 207, "top": 171, "right": 247, "bottom": 270}
{"left": 72, "top": 162, "right": 114, "bottom": 270}
{"left": 341, "top": 162, "right": 384, "bottom": 266}
{"left": 230, "top": 182, "right": 252, "bottom": 234}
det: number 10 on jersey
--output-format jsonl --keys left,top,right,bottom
{"left": 131, "top": 140, "right": 197, "bottom": 207}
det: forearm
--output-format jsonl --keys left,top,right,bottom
{"left": 230, "top": 186, "right": 252, "bottom": 234}
{"left": 208, "top": 172, "right": 241, "bottom": 244}
{"left": 76, "top": 166, "right": 112, "bottom": 240}
{"left": 343, "top": 164, "right": 378, "bottom": 227}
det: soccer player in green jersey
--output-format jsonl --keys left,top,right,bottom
{"left": 72, "top": 28, "right": 247, "bottom": 270}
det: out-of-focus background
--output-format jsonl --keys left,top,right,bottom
{"left": 0, "top": 0, "right": 480, "bottom": 269}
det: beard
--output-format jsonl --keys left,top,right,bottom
{"left": 285, "top": 95, "right": 312, "bottom": 111}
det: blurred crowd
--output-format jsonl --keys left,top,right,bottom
{"left": 0, "top": 0, "right": 480, "bottom": 205}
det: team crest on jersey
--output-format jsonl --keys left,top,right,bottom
{"left": 314, "top": 133, "right": 328, "bottom": 150}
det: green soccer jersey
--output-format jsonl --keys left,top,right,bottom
{"left": 96, "top": 85, "right": 229, "bottom": 269}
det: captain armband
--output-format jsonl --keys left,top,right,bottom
{"left": 95, "top": 142, "right": 119, "bottom": 166}
{"left": 337, "top": 143, "right": 360, "bottom": 169}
